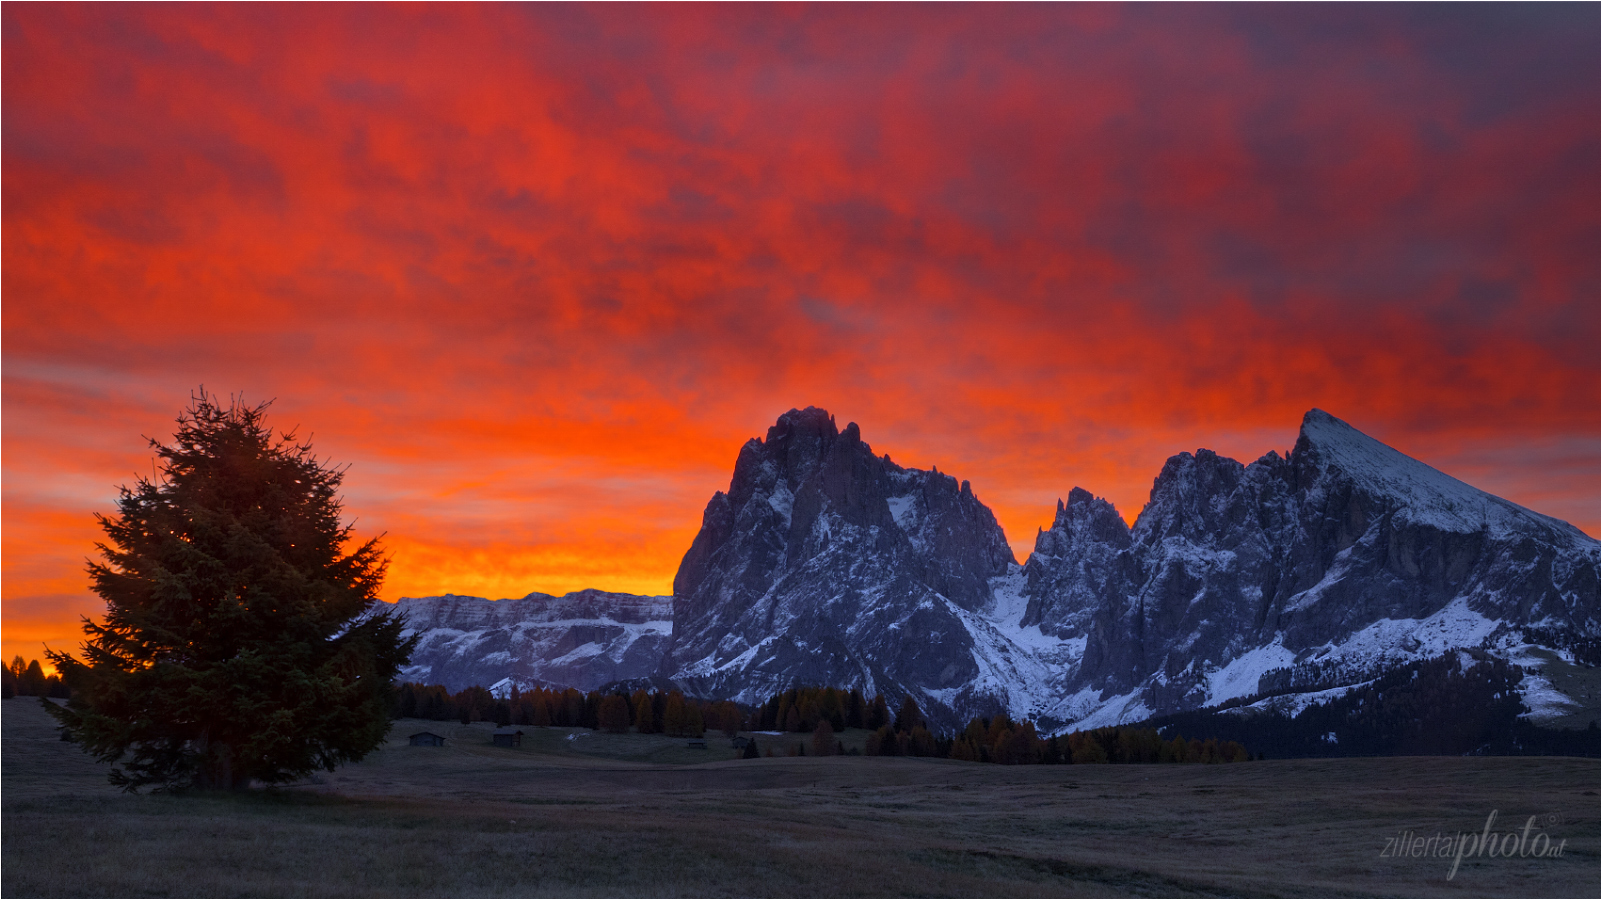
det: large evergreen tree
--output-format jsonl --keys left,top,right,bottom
{"left": 596, "top": 695, "right": 630, "bottom": 733}
{"left": 45, "top": 391, "right": 415, "bottom": 791}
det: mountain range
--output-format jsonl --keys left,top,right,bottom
{"left": 390, "top": 408, "right": 1599, "bottom": 734}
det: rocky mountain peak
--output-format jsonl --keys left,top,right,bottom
{"left": 1132, "top": 447, "right": 1252, "bottom": 546}
{"left": 1291, "top": 408, "right": 1591, "bottom": 547}
{"left": 1039, "top": 487, "right": 1131, "bottom": 552}
{"left": 759, "top": 407, "right": 842, "bottom": 481}
{"left": 766, "top": 405, "right": 838, "bottom": 442}
{"left": 664, "top": 406, "right": 1020, "bottom": 724}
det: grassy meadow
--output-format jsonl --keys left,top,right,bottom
{"left": 3, "top": 698, "right": 1597, "bottom": 897}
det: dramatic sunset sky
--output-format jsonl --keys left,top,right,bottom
{"left": 4, "top": 4, "right": 1597, "bottom": 667}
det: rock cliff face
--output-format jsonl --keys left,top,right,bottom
{"left": 391, "top": 590, "right": 671, "bottom": 693}
{"left": 1021, "top": 487, "right": 1134, "bottom": 640}
{"left": 1030, "top": 410, "right": 1599, "bottom": 727}
{"left": 665, "top": 407, "right": 1030, "bottom": 727}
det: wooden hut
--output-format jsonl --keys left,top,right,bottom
{"left": 409, "top": 731, "right": 446, "bottom": 747}
{"left": 492, "top": 728, "right": 525, "bottom": 747}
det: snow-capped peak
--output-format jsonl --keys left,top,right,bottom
{"left": 1297, "top": 409, "right": 1593, "bottom": 547}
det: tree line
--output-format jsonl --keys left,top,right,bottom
{"left": 394, "top": 682, "right": 744, "bottom": 737}
{"left": 748, "top": 686, "right": 1252, "bottom": 765}
{"left": 399, "top": 679, "right": 1256, "bottom": 765}
{"left": 947, "top": 715, "right": 1251, "bottom": 764}
{"left": 2, "top": 657, "right": 71, "bottom": 700}
{"left": 1137, "top": 653, "right": 1599, "bottom": 758}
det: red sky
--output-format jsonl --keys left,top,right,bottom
{"left": 5, "top": 4, "right": 1598, "bottom": 668}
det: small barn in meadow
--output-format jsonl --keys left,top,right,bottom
{"left": 686, "top": 738, "right": 708, "bottom": 749}
{"left": 492, "top": 728, "right": 525, "bottom": 747}
{"left": 409, "top": 732, "right": 446, "bottom": 747}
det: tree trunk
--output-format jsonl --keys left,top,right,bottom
{"left": 194, "top": 733, "right": 248, "bottom": 791}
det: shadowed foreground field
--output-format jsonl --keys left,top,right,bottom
{"left": 3, "top": 701, "right": 1596, "bottom": 897}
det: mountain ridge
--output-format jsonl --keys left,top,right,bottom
{"left": 387, "top": 407, "right": 1599, "bottom": 735}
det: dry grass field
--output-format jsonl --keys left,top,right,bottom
{"left": 3, "top": 699, "right": 1596, "bottom": 897}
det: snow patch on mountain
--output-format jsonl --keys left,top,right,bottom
{"left": 1229, "top": 680, "right": 1376, "bottom": 719}
{"left": 1517, "top": 670, "right": 1584, "bottom": 722}
{"left": 1203, "top": 639, "right": 1299, "bottom": 705}
{"left": 1056, "top": 687, "right": 1153, "bottom": 731}
{"left": 943, "top": 599, "right": 1061, "bottom": 717}
{"left": 1301, "top": 409, "right": 1591, "bottom": 547}
{"left": 392, "top": 591, "right": 672, "bottom": 692}
{"left": 1303, "top": 596, "right": 1501, "bottom": 669}
{"left": 887, "top": 494, "right": 919, "bottom": 531}
{"left": 767, "top": 479, "right": 794, "bottom": 527}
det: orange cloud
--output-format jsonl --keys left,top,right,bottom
{"left": 5, "top": 4, "right": 1596, "bottom": 667}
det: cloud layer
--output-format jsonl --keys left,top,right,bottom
{"left": 4, "top": 5, "right": 1597, "bottom": 665}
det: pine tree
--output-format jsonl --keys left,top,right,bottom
{"left": 894, "top": 694, "right": 924, "bottom": 734}
{"left": 798, "top": 693, "right": 821, "bottom": 732}
{"left": 865, "top": 695, "right": 890, "bottom": 731}
{"left": 44, "top": 391, "right": 414, "bottom": 791}
{"left": 631, "top": 690, "right": 656, "bottom": 733}
{"left": 1002, "top": 722, "right": 1039, "bottom": 764}
{"left": 990, "top": 725, "right": 1016, "bottom": 763}
{"left": 870, "top": 725, "right": 898, "bottom": 756}
{"left": 1, "top": 665, "right": 15, "bottom": 700}
{"left": 663, "top": 691, "right": 690, "bottom": 736}
{"left": 19, "top": 659, "right": 49, "bottom": 697}
{"left": 562, "top": 688, "right": 586, "bottom": 727}
{"left": 1069, "top": 732, "right": 1109, "bottom": 764}
{"left": 986, "top": 714, "right": 1012, "bottom": 747}
{"left": 395, "top": 683, "right": 417, "bottom": 719}
{"left": 846, "top": 689, "right": 866, "bottom": 729}
{"left": 715, "top": 700, "right": 743, "bottom": 737}
{"left": 530, "top": 692, "right": 552, "bottom": 727}
{"left": 597, "top": 695, "right": 630, "bottom": 734}
{"left": 811, "top": 719, "right": 836, "bottom": 757}
{"left": 818, "top": 688, "right": 845, "bottom": 731}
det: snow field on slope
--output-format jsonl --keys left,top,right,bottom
{"left": 1302, "top": 411, "right": 1594, "bottom": 547}
{"left": 1202, "top": 639, "right": 1299, "bottom": 705}
{"left": 1307, "top": 596, "right": 1500, "bottom": 668}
